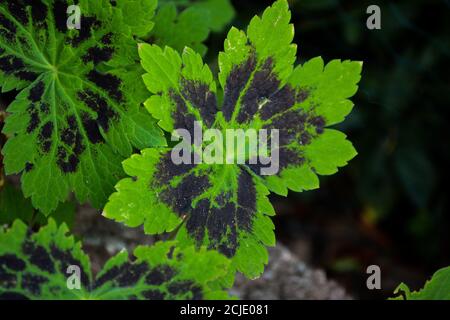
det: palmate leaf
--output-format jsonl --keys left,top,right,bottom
{"left": 0, "top": 219, "right": 230, "bottom": 300}
{"left": 392, "top": 266, "right": 450, "bottom": 300}
{"left": 104, "top": 0, "right": 362, "bottom": 278}
{"left": 0, "top": 0, "right": 166, "bottom": 214}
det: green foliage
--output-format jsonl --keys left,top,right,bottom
{"left": 392, "top": 266, "right": 450, "bottom": 300}
{"left": 0, "top": 0, "right": 167, "bottom": 215}
{"left": 153, "top": 0, "right": 235, "bottom": 56}
{"left": 0, "top": 183, "right": 76, "bottom": 228}
{"left": 0, "top": 184, "right": 34, "bottom": 225}
{"left": 0, "top": 219, "right": 230, "bottom": 300}
{"left": 104, "top": 0, "right": 362, "bottom": 279}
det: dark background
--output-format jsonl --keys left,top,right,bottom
{"left": 1, "top": 0, "right": 449, "bottom": 299}
{"left": 205, "top": 0, "right": 450, "bottom": 299}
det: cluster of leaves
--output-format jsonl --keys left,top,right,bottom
{"left": 104, "top": 0, "right": 361, "bottom": 279}
{"left": 0, "top": 0, "right": 234, "bottom": 215}
{"left": 0, "top": 219, "right": 229, "bottom": 299}
{"left": 1, "top": 0, "right": 364, "bottom": 299}
{"left": 392, "top": 266, "right": 450, "bottom": 300}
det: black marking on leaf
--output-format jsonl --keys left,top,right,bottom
{"left": 101, "top": 33, "right": 113, "bottom": 45}
{"left": 236, "top": 170, "right": 255, "bottom": 228}
{"left": 264, "top": 110, "right": 307, "bottom": 147}
{"left": 38, "top": 121, "right": 53, "bottom": 153}
{"left": 21, "top": 273, "right": 48, "bottom": 295}
{"left": 0, "top": 254, "right": 26, "bottom": 271}
{"left": 259, "top": 86, "right": 298, "bottom": 121}
{"left": 154, "top": 151, "right": 195, "bottom": 184}
{"left": 190, "top": 285, "right": 203, "bottom": 300}
{"left": 40, "top": 140, "right": 51, "bottom": 154}
{"left": 279, "top": 147, "right": 303, "bottom": 170}
{"left": 216, "top": 192, "right": 232, "bottom": 207}
{"left": 186, "top": 199, "right": 210, "bottom": 243}
{"left": 81, "top": 111, "right": 104, "bottom": 144}
{"left": 52, "top": 0, "right": 68, "bottom": 32}
{"left": 22, "top": 241, "right": 55, "bottom": 274}
{"left": 300, "top": 132, "right": 311, "bottom": 145}
{"left": 145, "top": 265, "right": 177, "bottom": 286}
{"left": 116, "top": 262, "right": 148, "bottom": 287}
{"left": 29, "top": 82, "right": 45, "bottom": 102}
{"left": 25, "top": 162, "right": 34, "bottom": 172}
{"left": 247, "top": 146, "right": 303, "bottom": 175}
{"left": 168, "top": 281, "right": 202, "bottom": 299}
{"left": 70, "top": 16, "right": 101, "bottom": 46}
{"left": 167, "top": 280, "right": 195, "bottom": 296}
{"left": 83, "top": 46, "right": 114, "bottom": 65}
{"left": 185, "top": 170, "right": 256, "bottom": 257}
{"left": 160, "top": 173, "right": 211, "bottom": 215}
{"left": 30, "top": 0, "right": 48, "bottom": 25}
{"left": 0, "top": 14, "right": 17, "bottom": 42}
{"left": 207, "top": 201, "right": 238, "bottom": 257}
{"left": 60, "top": 128, "right": 75, "bottom": 146}
{"left": 0, "top": 266, "right": 16, "bottom": 288}
{"left": 278, "top": 130, "right": 296, "bottom": 147}
{"left": 185, "top": 173, "right": 255, "bottom": 258}
{"left": 170, "top": 90, "right": 197, "bottom": 137}
{"left": 7, "top": 1, "right": 29, "bottom": 25}
{"left": 26, "top": 106, "right": 40, "bottom": 133}
{"left": 60, "top": 115, "right": 85, "bottom": 156}
{"left": 56, "top": 146, "right": 79, "bottom": 173}
{"left": 78, "top": 90, "right": 118, "bottom": 131}
{"left": 15, "top": 71, "right": 38, "bottom": 81}
{"left": 0, "top": 292, "right": 29, "bottom": 300}
{"left": 86, "top": 71, "right": 123, "bottom": 102}
{"left": 49, "top": 245, "right": 89, "bottom": 288}
{"left": 94, "top": 265, "right": 122, "bottom": 289}
{"left": 308, "top": 115, "right": 326, "bottom": 134}
{"left": 222, "top": 53, "right": 256, "bottom": 121}
{"left": 237, "top": 58, "right": 280, "bottom": 124}
{"left": 181, "top": 79, "right": 217, "bottom": 127}
{"left": 267, "top": 110, "right": 306, "bottom": 132}
{"left": 296, "top": 88, "right": 310, "bottom": 104}
{"left": 40, "top": 102, "right": 50, "bottom": 114}
{"left": 39, "top": 121, "right": 53, "bottom": 140}
{"left": 167, "top": 246, "right": 175, "bottom": 259}
{"left": 18, "top": 35, "right": 31, "bottom": 51}
{"left": 0, "top": 55, "right": 25, "bottom": 74}
{"left": 142, "top": 289, "right": 165, "bottom": 300}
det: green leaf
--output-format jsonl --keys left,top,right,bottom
{"left": 0, "top": 219, "right": 230, "bottom": 300}
{"left": 105, "top": 0, "right": 362, "bottom": 278}
{"left": 91, "top": 240, "right": 230, "bottom": 300}
{"left": 192, "top": 0, "right": 235, "bottom": 33}
{"left": 151, "top": 0, "right": 235, "bottom": 56}
{"left": 0, "top": 181, "right": 77, "bottom": 228}
{"left": 0, "top": 219, "right": 92, "bottom": 299}
{"left": 0, "top": 0, "right": 166, "bottom": 215}
{"left": 392, "top": 266, "right": 450, "bottom": 300}
{"left": 0, "top": 184, "right": 34, "bottom": 225}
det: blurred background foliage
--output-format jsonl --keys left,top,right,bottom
{"left": 1, "top": 0, "right": 449, "bottom": 299}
